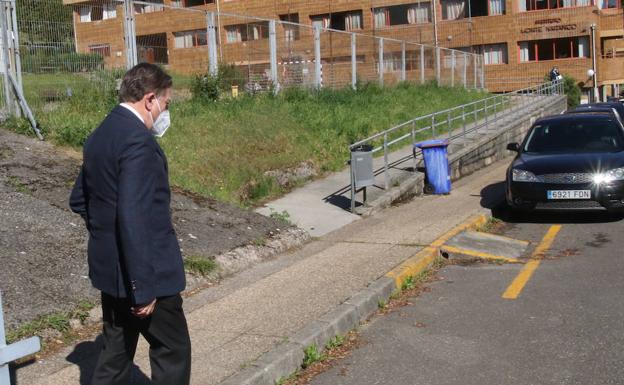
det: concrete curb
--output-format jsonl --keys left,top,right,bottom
{"left": 218, "top": 213, "right": 489, "bottom": 385}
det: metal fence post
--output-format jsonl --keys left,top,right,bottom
{"left": 463, "top": 53, "right": 467, "bottom": 89}
{"left": 379, "top": 38, "right": 384, "bottom": 87}
{"left": 9, "top": 0, "right": 22, "bottom": 100}
{"left": 401, "top": 41, "right": 406, "bottom": 82}
{"left": 473, "top": 54, "right": 477, "bottom": 89}
{"left": 420, "top": 44, "right": 425, "bottom": 84}
{"left": 269, "top": 20, "right": 278, "bottom": 93}
{"left": 207, "top": 12, "right": 218, "bottom": 77}
{"left": 447, "top": 110, "right": 452, "bottom": 138}
{"left": 350, "top": 160, "right": 356, "bottom": 212}
{"left": 431, "top": 114, "right": 436, "bottom": 137}
{"left": 123, "top": 0, "right": 138, "bottom": 69}
{"left": 0, "top": 1, "right": 13, "bottom": 116}
{"left": 435, "top": 47, "right": 441, "bottom": 85}
{"left": 384, "top": 133, "right": 389, "bottom": 190}
{"left": 480, "top": 57, "right": 485, "bottom": 89}
{"left": 462, "top": 105, "right": 467, "bottom": 144}
{"left": 411, "top": 120, "right": 417, "bottom": 171}
{"left": 451, "top": 50, "right": 455, "bottom": 87}
{"left": 351, "top": 33, "right": 357, "bottom": 90}
{"left": 484, "top": 98, "right": 489, "bottom": 129}
{"left": 314, "top": 25, "right": 321, "bottom": 89}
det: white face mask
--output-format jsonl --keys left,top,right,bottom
{"left": 151, "top": 98, "right": 171, "bottom": 138}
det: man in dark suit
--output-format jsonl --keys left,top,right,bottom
{"left": 69, "top": 63, "right": 191, "bottom": 385}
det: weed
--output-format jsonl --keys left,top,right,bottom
{"left": 269, "top": 209, "right": 291, "bottom": 223}
{"left": 252, "top": 237, "right": 266, "bottom": 247}
{"left": 377, "top": 299, "right": 387, "bottom": 309}
{"left": 389, "top": 289, "right": 402, "bottom": 300}
{"left": 325, "top": 335, "right": 345, "bottom": 350}
{"left": 6, "top": 176, "right": 30, "bottom": 194}
{"left": 184, "top": 256, "right": 218, "bottom": 276}
{"left": 302, "top": 344, "right": 326, "bottom": 369}
{"left": 6, "top": 299, "right": 96, "bottom": 345}
{"left": 401, "top": 275, "right": 415, "bottom": 291}
{"left": 475, "top": 217, "right": 503, "bottom": 233}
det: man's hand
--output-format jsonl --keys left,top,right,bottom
{"left": 131, "top": 299, "right": 157, "bottom": 318}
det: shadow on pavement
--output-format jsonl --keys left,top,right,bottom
{"left": 66, "top": 335, "right": 150, "bottom": 385}
{"left": 480, "top": 181, "right": 624, "bottom": 224}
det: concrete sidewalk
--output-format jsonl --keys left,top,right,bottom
{"left": 17, "top": 158, "right": 510, "bottom": 385}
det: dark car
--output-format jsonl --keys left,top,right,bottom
{"left": 506, "top": 113, "right": 624, "bottom": 213}
{"left": 566, "top": 105, "right": 623, "bottom": 125}
{"left": 571, "top": 102, "right": 624, "bottom": 122}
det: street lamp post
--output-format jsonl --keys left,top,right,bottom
{"left": 590, "top": 24, "right": 599, "bottom": 103}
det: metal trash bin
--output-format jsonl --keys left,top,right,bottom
{"left": 414, "top": 139, "right": 451, "bottom": 194}
{"left": 351, "top": 144, "right": 374, "bottom": 190}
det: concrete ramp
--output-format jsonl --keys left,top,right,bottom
{"left": 441, "top": 230, "right": 530, "bottom": 263}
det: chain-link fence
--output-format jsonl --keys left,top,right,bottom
{"left": 13, "top": 0, "right": 484, "bottom": 109}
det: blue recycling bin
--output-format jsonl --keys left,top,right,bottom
{"left": 415, "top": 139, "right": 451, "bottom": 194}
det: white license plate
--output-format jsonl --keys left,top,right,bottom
{"left": 547, "top": 190, "right": 591, "bottom": 200}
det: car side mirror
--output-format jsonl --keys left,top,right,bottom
{"left": 507, "top": 143, "right": 520, "bottom": 152}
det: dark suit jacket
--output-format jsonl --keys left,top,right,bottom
{"left": 69, "top": 105, "right": 185, "bottom": 305}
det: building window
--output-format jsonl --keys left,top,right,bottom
{"left": 441, "top": 0, "right": 504, "bottom": 19}
{"left": 474, "top": 43, "right": 508, "bottom": 65}
{"left": 137, "top": 33, "right": 168, "bottom": 64}
{"left": 598, "top": 0, "right": 620, "bottom": 8}
{"left": 280, "top": 14, "right": 300, "bottom": 42}
{"left": 184, "top": 0, "right": 215, "bottom": 6}
{"left": 225, "top": 22, "right": 269, "bottom": 43}
{"left": 373, "top": 3, "right": 431, "bottom": 28}
{"left": 519, "top": 0, "right": 593, "bottom": 11}
{"left": 310, "top": 10, "right": 363, "bottom": 31}
{"left": 174, "top": 29, "right": 207, "bottom": 48}
{"left": 518, "top": 36, "right": 590, "bottom": 62}
{"left": 442, "top": 0, "right": 466, "bottom": 20}
{"left": 78, "top": 3, "right": 117, "bottom": 22}
{"left": 89, "top": 44, "right": 111, "bottom": 57}
{"left": 134, "top": 0, "right": 164, "bottom": 14}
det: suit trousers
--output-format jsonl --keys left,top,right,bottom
{"left": 91, "top": 292, "right": 192, "bottom": 385}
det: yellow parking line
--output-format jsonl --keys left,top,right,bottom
{"left": 440, "top": 245, "right": 522, "bottom": 264}
{"left": 502, "top": 225, "right": 562, "bottom": 299}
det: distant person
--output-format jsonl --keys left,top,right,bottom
{"left": 69, "top": 63, "right": 191, "bottom": 385}
{"left": 549, "top": 66, "right": 562, "bottom": 82}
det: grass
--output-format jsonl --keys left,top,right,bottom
{"left": 4, "top": 73, "right": 491, "bottom": 206}
{"left": 6, "top": 300, "right": 96, "bottom": 345}
{"left": 6, "top": 176, "right": 30, "bottom": 193}
{"left": 302, "top": 344, "right": 326, "bottom": 369}
{"left": 183, "top": 255, "right": 218, "bottom": 276}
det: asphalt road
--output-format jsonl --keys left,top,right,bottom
{"left": 309, "top": 200, "right": 624, "bottom": 384}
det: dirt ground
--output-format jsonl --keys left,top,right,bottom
{"left": 0, "top": 128, "right": 294, "bottom": 329}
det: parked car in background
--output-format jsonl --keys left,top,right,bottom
{"left": 574, "top": 102, "right": 624, "bottom": 121}
{"left": 566, "top": 105, "right": 623, "bottom": 125}
{"left": 506, "top": 113, "right": 624, "bottom": 214}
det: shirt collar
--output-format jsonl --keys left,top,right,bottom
{"left": 120, "top": 103, "right": 145, "bottom": 124}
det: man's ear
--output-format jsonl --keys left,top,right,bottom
{"left": 144, "top": 92, "right": 156, "bottom": 111}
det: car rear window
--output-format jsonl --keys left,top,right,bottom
{"left": 524, "top": 119, "right": 624, "bottom": 154}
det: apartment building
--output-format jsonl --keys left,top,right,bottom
{"left": 63, "top": 0, "right": 624, "bottom": 95}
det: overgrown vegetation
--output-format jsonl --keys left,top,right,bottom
{"left": 4, "top": 72, "right": 489, "bottom": 205}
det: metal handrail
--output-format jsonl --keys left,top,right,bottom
{"left": 348, "top": 79, "right": 565, "bottom": 212}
